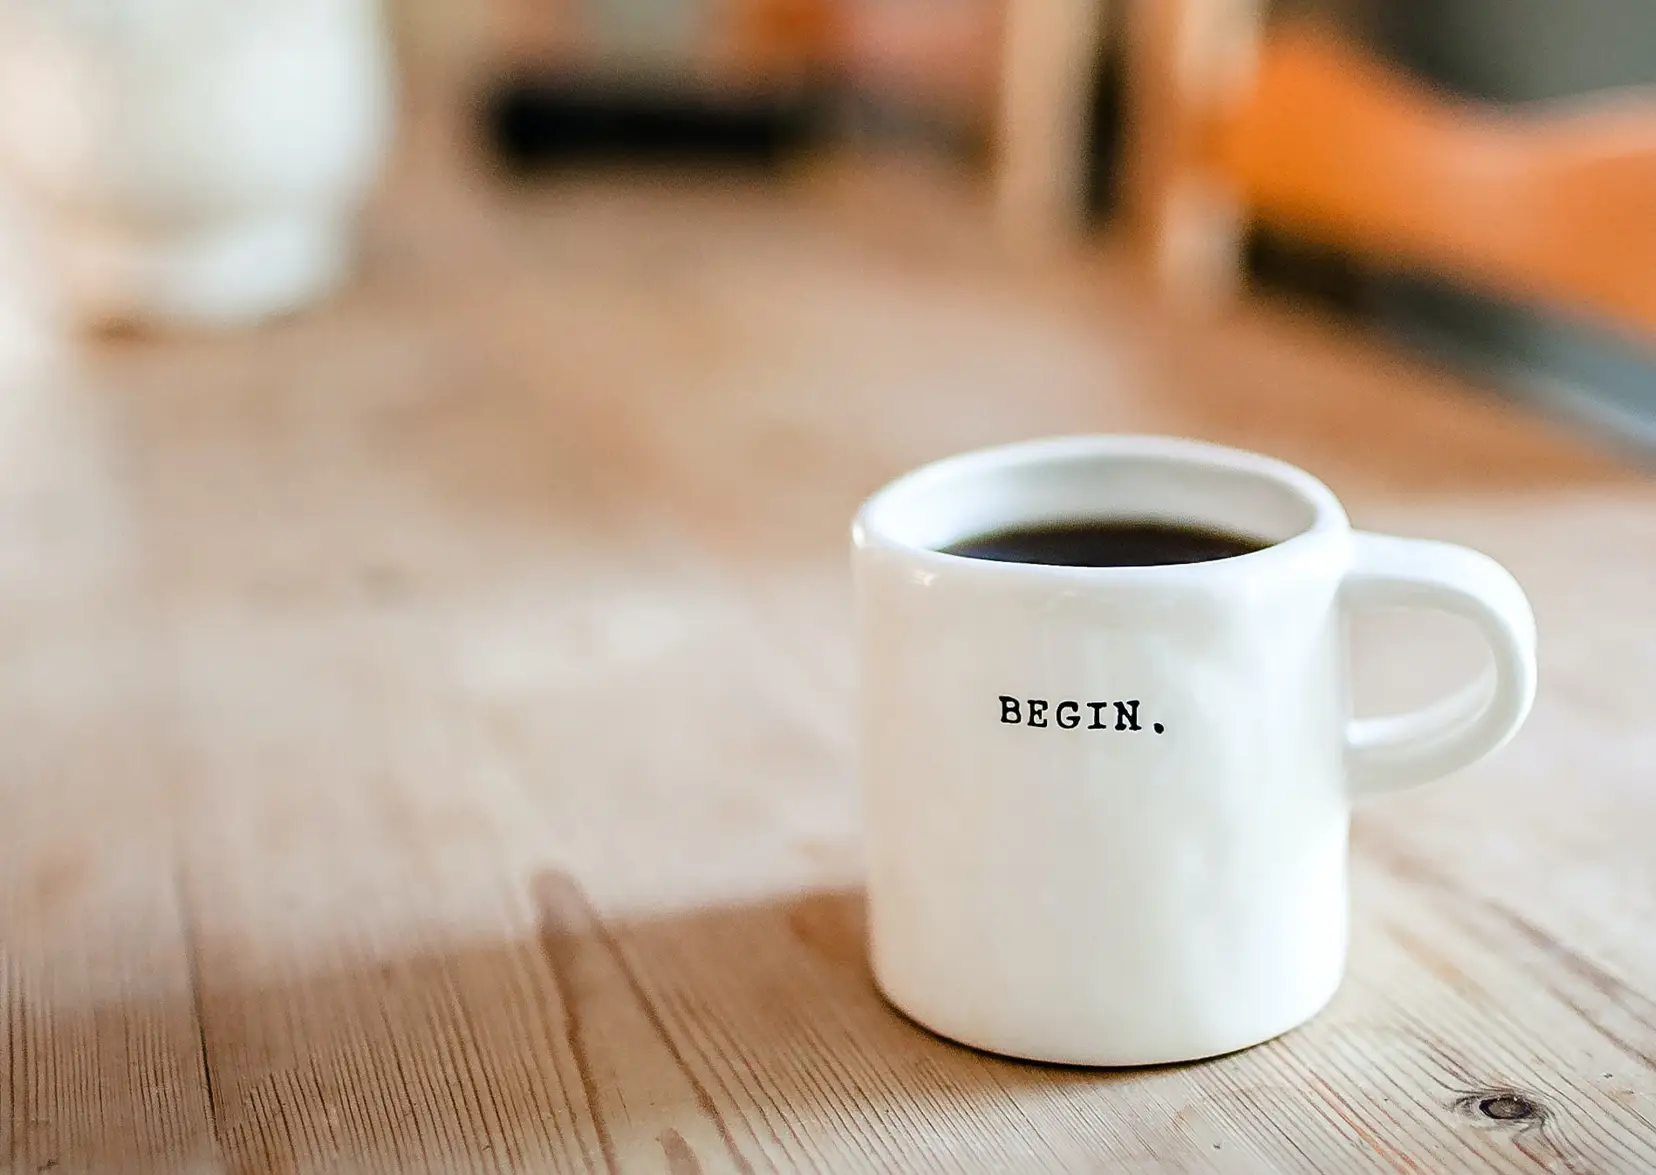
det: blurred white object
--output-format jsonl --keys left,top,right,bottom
{"left": 0, "top": 0, "right": 393, "bottom": 329}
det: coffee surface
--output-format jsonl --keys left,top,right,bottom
{"left": 941, "top": 519, "right": 1268, "bottom": 567}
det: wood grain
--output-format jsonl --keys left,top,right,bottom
{"left": 1, "top": 86, "right": 1655, "bottom": 1174}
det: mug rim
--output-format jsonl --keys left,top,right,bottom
{"left": 852, "top": 434, "right": 1350, "bottom": 579}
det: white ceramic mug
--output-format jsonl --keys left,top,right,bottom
{"left": 0, "top": 0, "right": 393, "bottom": 328}
{"left": 852, "top": 436, "right": 1536, "bottom": 1066}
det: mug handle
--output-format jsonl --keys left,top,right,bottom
{"left": 1342, "top": 531, "right": 1538, "bottom": 797}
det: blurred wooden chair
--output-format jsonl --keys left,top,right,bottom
{"left": 993, "top": 1, "right": 1107, "bottom": 252}
{"left": 1125, "top": 2, "right": 1656, "bottom": 340}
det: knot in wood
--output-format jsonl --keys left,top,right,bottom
{"left": 1478, "top": 1094, "right": 1538, "bottom": 1122}
{"left": 1453, "top": 1088, "right": 1549, "bottom": 1128}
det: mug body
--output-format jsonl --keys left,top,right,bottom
{"left": 853, "top": 436, "right": 1357, "bottom": 1065}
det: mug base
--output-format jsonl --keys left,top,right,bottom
{"left": 873, "top": 972, "right": 1344, "bottom": 1068}
{"left": 46, "top": 208, "right": 355, "bottom": 330}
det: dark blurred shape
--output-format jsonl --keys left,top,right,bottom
{"left": 1245, "top": 231, "right": 1370, "bottom": 320}
{"left": 1080, "top": 28, "right": 1128, "bottom": 225}
{"left": 483, "top": 73, "right": 826, "bottom": 172}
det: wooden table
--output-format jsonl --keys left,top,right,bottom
{"left": 4, "top": 98, "right": 1656, "bottom": 1174}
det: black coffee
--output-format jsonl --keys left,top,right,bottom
{"left": 942, "top": 519, "right": 1268, "bottom": 567}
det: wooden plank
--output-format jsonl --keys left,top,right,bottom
{"left": 107, "top": 307, "right": 621, "bottom": 1173}
{"left": 0, "top": 683, "right": 218, "bottom": 1175}
{"left": 0, "top": 370, "right": 216, "bottom": 1172}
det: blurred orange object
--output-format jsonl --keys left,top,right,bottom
{"left": 1127, "top": 5, "right": 1656, "bottom": 340}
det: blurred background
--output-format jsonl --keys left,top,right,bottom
{"left": 0, "top": 0, "right": 1651, "bottom": 435}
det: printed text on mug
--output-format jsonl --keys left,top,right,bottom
{"left": 998, "top": 697, "right": 1165, "bottom": 734}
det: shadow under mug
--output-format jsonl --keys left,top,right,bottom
{"left": 852, "top": 435, "right": 1536, "bottom": 1066}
